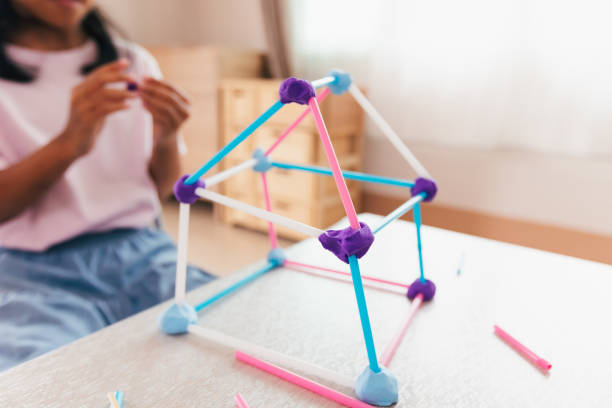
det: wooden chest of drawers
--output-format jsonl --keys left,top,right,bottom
{"left": 218, "top": 79, "right": 364, "bottom": 240}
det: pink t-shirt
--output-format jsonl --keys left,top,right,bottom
{"left": 0, "top": 40, "right": 166, "bottom": 251}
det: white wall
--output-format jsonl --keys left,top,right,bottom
{"left": 98, "top": 0, "right": 267, "bottom": 49}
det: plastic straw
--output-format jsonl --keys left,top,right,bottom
{"left": 261, "top": 173, "right": 278, "bottom": 248}
{"left": 413, "top": 202, "right": 426, "bottom": 283}
{"left": 205, "top": 158, "right": 257, "bottom": 188}
{"left": 107, "top": 393, "right": 119, "bottom": 408}
{"left": 284, "top": 260, "right": 410, "bottom": 289}
{"left": 348, "top": 256, "right": 381, "bottom": 372}
{"left": 380, "top": 294, "right": 423, "bottom": 366}
{"left": 188, "top": 325, "right": 353, "bottom": 389}
{"left": 284, "top": 264, "right": 405, "bottom": 296}
{"left": 235, "top": 350, "right": 376, "bottom": 408}
{"left": 308, "top": 97, "right": 360, "bottom": 230}
{"left": 194, "top": 262, "right": 277, "bottom": 312}
{"left": 271, "top": 161, "right": 415, "bottom": 189}
{"left": 265, "top": 88, "right": 331, "bottom": 156}
{"left": 235, "top": 393, "right": 250, "bottom": 408}
{"left": 185, "top": 100, "right": 284, "bottom": 184}
{"left": 494, "top": 325, "right": 552, "bottom": 372}
{"left": 195, "top": 188, "right": 323, "bottom": 237}
{"left": 348, "top": 84, "right": 431, "bottom": 178}
{"left": 174, "top": 203, "right": 190, "bottom": 304}
{"left": 114, "top": 391, "right": 124, "bottom": 408}
{"left": 311, "top": 76, "right": 336, "bottom": 88}
{"left": 373, "top": 193, "right": 426, "bottom": 234}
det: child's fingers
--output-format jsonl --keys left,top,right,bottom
{"left": 141, "top": 93, "right": 185, "bottom": 128}
{"left": 92, "top": 101, "right": 131, "bottom": 119}
{"left": 142, "top": 78, "right": 191, "bottom": 104}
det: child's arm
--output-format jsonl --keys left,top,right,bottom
{"left": 141, "top": 77, "right": 191, "bottom": 199}
{"left": 0, "top": 60, "right": 135, "bottom": 224}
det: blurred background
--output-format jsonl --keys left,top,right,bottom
{"left": 99, "top": 0, "right": 612, "bottom": 271}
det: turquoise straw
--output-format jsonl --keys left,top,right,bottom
{"left": 195, "top": 262, "right": 277, "bottom": 312}
{"left": 413, "top": 202, "right": 426, "bottom": 283}
{"left": 185, "top": 101, "right": 285, "bottom": 184}
{"left": 271, "top": 161, "right": 414, "bottom": 188}
{"left": 348, "top": 255, "right": 381, "bottom": 373}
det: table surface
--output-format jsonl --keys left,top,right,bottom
{"left": 1, "top": 213, "right": 611, "bottom": 408}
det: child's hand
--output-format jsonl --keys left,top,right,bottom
{"left": 58, "top": 59, "right": 137, "bottom": 157}
{"left": 140, "top": 77, "right": 191, "bottom": 144}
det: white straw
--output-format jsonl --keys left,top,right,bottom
{"left": 348, "top": 84, "right": 431, "bottom": 178}
{"left": 311, "top": 76, "right": 335, "bottom": 89}
{"left": 188, "top": 325, "right": 354, "bottom": 389}
{"left": 374, "top": 194, "right": 425, "bottom": 234}
{"left": 195, "top": 188, "right": 324, "bottom": 237}
{"left": 205, "top": 158, "right": 257, "bottom": 188}
{"left": 174, "top": 203, "right": 190, "bottom": 304}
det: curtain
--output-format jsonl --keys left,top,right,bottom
{"left": 285, "top": 0, "right": 612, "bottom": 158}
{"left": 260, "top": 0, "right": 292, "bottom": 77}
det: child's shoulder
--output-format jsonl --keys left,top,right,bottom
{"left": 113, "top": 38, "right": 161, "bottom": 79}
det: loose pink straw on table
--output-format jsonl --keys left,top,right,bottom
{"left": 265, "top": 88, "right": 331, "bottom": 156}
{"left": 380, "top": 294, "right": 423, "bottom": 366}
{"left": 235, "top": 350, "right": 376, "bottom": 408}
{"left": 234, "top": 393, "right": 251, "bottom": 408}
{"left": 308, "top": 97, "right": 360, "bottom": 230}
{"left": 284, "top": 260, "right": 410, "bottom": 289}
{"left": 494, "top": 325, "right": 552, "bottom": 372}
{"left": 284, "top": 264, "right": 405, "bottom": 296}
{"left": 260, "top": 173, "right": 278, "bottom": 248}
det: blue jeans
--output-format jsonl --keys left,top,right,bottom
{"left": 0, "top": 227, "right": 214, "bottom": 372}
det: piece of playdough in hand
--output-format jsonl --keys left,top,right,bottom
{"left": 159, "top": 302, "right": 197, "bottom": 334}
{"left": 267, "top": 248, "right": 286, "bottom": 266}
{"left": 411, "top": 177, "right": 437, "bottom": 202}
{"left": 355, "top": 366, "right": 398, "bottom": 406}
{"left": 127, "top": 81, "right": 138, "bottom": 91}
{"left": 279, "top": 77, "right": 316, "bottom": 105}
{"left": 252, "top": 148, "right": 272, "bottom": 172}
{"left": 173, "top": 174, "right": 206, "bottom": 204}
{"left": 327, "top": 69, "right": 353, "bottom": 95}
{"left": 407, "top": 278, "right": 436, "bottom": 301}
{"left": 318, "top": 222, "right": 374, "bottom": 264}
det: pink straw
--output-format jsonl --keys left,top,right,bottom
{"left": 260, "top": 173, "right": 278, "bottom": 248}
{"left": 234, "top": 393, "right": 251, "bottom": 408}
{"left": 308, "top": 97, "right": 360, "bottom": 230}
{"left": 284, "top": 264, "right": 405, "bottom": 296}
{"left": 494, "top": 325, "right": 552, "bottom": 372}
{"left": 265, "top": 88, "right": 331, "bottom": 156}
{"left": 235, "top": 350, "right": 376, "bottom": 408}
{"left": 284, "top": 260, "right": 410, "bottom": 289}
{"left": 380, "top": 294, "right": 423, "bottom": 366}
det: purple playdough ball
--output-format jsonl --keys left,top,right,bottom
{"left": 279, "top": 77, "right": 316, "bottom": 105}
{"left": 173, "top": 174, "right": 206, "bottom": 204}
{"left": 127, "top": 82, "right": 138, "bottom": 91}
{"left": 318, "top": 222, "right": 375, "bottom": 264}
{"left": 407, "top": 278, "right": 436, "bottom": 301}
{"left": 411, "top": 177, "right": 438, "bottom": 202}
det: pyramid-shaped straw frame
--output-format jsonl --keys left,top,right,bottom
{"left": 161, "top": 71, "right": 438, "bottom": 407}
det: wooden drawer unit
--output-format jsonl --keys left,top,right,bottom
{"left": 219, "top": 79, "right": 364, "bottom": 239}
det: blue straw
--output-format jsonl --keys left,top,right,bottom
{"left": 348, "top": 255, "right": 381, "bottom": 373}
{"left": 271, "top": 161, "right": 414, "bottom": 188}
{"left": 185, "top": 100, "right": 285, "bottom": 184}
{"left": 373, "top": 192, "right": 426, "bottom": 234}
{"left": 413, "top": 202, "right": 426, "bottom": 283}
{"left": 194, "top": 262, "right": 277, "bottom": 312}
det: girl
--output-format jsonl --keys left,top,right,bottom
{"left": 0, "top": 0, "right": 213, "bottom": 371}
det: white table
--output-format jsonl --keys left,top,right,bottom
{"left": 1, "top": 213, "right": 610, "bottom": 407}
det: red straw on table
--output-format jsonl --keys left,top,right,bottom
{"left": 494, "top": 325, "right": 552, "bottom": 372}
{"left": 235, "top": 350, "right": 376, "bottom": 408}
